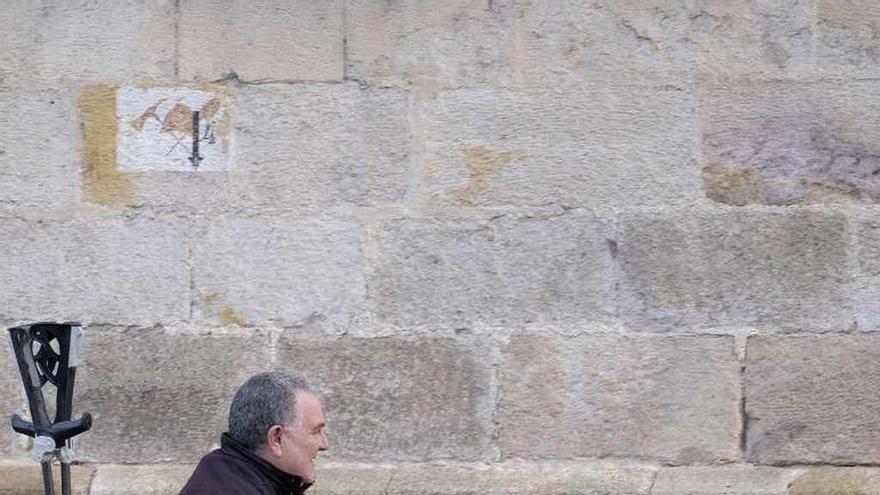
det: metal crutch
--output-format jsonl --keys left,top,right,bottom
{"left": 8, "top": 322, "right": 92, "bottom": 495}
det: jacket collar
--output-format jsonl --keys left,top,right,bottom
{"left": 221, "top": 433, "right": 312, "bottom": 494}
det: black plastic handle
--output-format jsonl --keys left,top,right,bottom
{"left": 11, "top": 414, "right": 36, "bottom": 437}
{"left": 50, "top": 413, "right": 92, "bottom": 446}
{"left": 11, "top": 412, "right": 92, "bottom": 448}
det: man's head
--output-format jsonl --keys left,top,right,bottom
{"left": 227, "top": 372, "right": 329, "bottom": 483}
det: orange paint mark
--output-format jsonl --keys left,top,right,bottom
{"left": 200, "top": 292, "right": 221, "bottom": 307}
{"left": 453, "top": 146, "right": 514, "bottom": 204}
{"left": 79, "top": 86, "right": 134, "bottom": 205}
{"left": 220, "top": 307, "right": 248, "bottom": 326}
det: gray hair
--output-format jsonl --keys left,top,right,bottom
{"left": 228, "top": 371, "right": 311, "bottom": 452}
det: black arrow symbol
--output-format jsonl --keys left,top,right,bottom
{"left": 189, "top": 110, "right": 203, "bottom": 168}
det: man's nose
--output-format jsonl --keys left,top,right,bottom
{"left": 319, "top": 432, "right": 329, "bottom": 450}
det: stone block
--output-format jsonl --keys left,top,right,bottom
{"left": 192, "top": 215, "right": 366, "bottom": 329}
{"left": 345, "top": 0, "right": 517, "bottom": 88}
{"left": 90, "top": 464, "right": 194, "bottom": 495}
{"left": 1, "top": 0, "right": 174, "bottom": 86}
{"left": 0, "top": 462, "right": 93, "bottom": 495}
{"left": 618, "top": 208, "right": 850, "bottom": 332}
{"left": 752, "top": 0, "right": 814, "bottom": 76}
{"left": 307, "top": 463, "right": 394, "bottom": 495}
{"left": 75, "top": 326, "right": 272, "bottom": 462}
{"left": 421, "top": 86, "right": 699, "bottom": 209}
{"left": 853, "top": 213, "right": 880, "bottom": 331}
{"left": 699, "top": 79, "right": 880, "bottom": 205}
{"left": 277, "top": 335, "right": 494, "bottom": 461}
{"left": 653, "top": 466, "right": 803, "bottom": 495}
{"left": 499, "top": 333, "right": 740, "bottom": 463}
{"left": 786, "top": 467, "right": 880, "bottom": 495}
{"left": 369, "top": 212, "right": 615, "bottom": 329}
{"left": 179, "top": 0, "right": 343, "bottom": 82}
{"left": 513, "top": 0, "right": 762, "bottom": 85}
{"left": 227, "top": 84, "right": 410, "bottom": 210}
{"left": 814, "top": 0, "right": 880, "bottom": 78}
{"left": 0, "top": 215, "right": 189, "bottom": 325}
{"left": 0, "top": 0, "right": 40, "bottom": 87}
{"left": 745, "top": 336, "right": 880, "bottom": 464}
{"left": 346, "top": 0, "right": 804, "bottom": 88}
{"left": 0, "top": 90, "right": 78, "bottom": 208}
{"left": 313, "top": 461, "right": 655, "bottom": 495}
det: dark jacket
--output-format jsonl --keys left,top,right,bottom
{"left": 179, "top": 433, "right": 312, "bottom": 495}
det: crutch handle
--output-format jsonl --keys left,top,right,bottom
{"left": 10, "top": 413, "right": 36, "bottom": 437}
{"left": 10, "top": 412, "right": 92, "bottom": 448}
{"left": 50, "top": 413, "right": 92, "bottom": 446}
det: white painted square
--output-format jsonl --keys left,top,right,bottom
{"left": 116, "top": 86, "right": 231, "bottom": 172}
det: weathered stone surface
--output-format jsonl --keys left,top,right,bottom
{"left": 814, "top": 0, "right": 880, "bottom": 78}
{"left": 0, "top": 90, "right": 77, "bottom": 208}
{"left": 228, "top": 84, "right": 410, "bottom": 210}
{"left": 277, "top": 335, "right": 494, "bottom": 461}
{"left": 745, "top": 336, "right": 880, "bottom": 464}
{"left": 853, "top": 213, "right": 880, "bottom": 331}
{"left": 786, "top": 467, "right": 880, "bottom": 495}
{"left": 753, "top": 0, "right": 814, "bottom": 76}
{"left": 422, "top": 86, "right": 698, "bottom": 209}
{"left": 369, "top": 212, "right": 615, "bottom": 329}
{"left": 346, "top": 0, "right": 763, "bottom": 87}
{"left": 653, "top": 466, "right": 803, "bottom": 495}
{"left": 513, "top": 0, "right": 762, "bottom": 85}
{"left": 0, "top": 1, "right": 39, "bottom": 87}
{"left": 0, "top": 215, "right": 189, "bottom": 325}
{"left": 314, "top": 461, "right": 655, "bottom": 495}
{"left": 179, "top": 0, "right": 343, "bottom": 82}
{"left": 0, "top": 0, "right": 174, "bottom": 85}
{"left": 345, "top": 0, "right": 516, "bottom": 88}
{"left": 499, "top": 333, "right": 740, "bottom": 463}
{"left": 75, "top": 326, "right": 272, "bottom": 462}
{"left": 618, "top": 208, "right": 850, "bottom": 332}
{"left": 0, "top": 462, "right": 93, "bottom": 495}
{"left": 193, "top": 215, "right": 366, "bottom": 329}
{"left": 0, "top": 345, "right": 24, "bottom": 459}
{"left": 699, "top": 79, "right": 880, "bottom": 205}
{"left": 90, "top": 464, "right": 194, "bottom": 495}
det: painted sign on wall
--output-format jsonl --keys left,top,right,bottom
{"left": 117, "top": 86, "right": 230, "bottom": 172}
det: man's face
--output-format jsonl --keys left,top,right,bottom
{"left": 276, "top": 391, "right": 328, "bottom": 483}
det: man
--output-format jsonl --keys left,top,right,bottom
{"left": 180, "top": 372, "right": 329, "bottom": 495}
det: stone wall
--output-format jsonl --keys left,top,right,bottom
{"left": 2, "top": 0, "right": 880, "bottom": 493}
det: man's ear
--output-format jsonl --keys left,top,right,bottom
{"left": 265, "top": 425, "right": 284, "bottom": 457}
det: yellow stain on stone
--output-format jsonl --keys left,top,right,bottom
{"left": 79, "top": 86, "right": 134, "bottom": 205}
{"left": 220, "top": 307, "right": 248, "bottom": 326}
{"left": 198, "top": 83, "right": 227, "bottom": 94}
{"left": 787, "top": 468, "right": 871, "bottom": 495}
{"left": 453, "top": 146, "right": 514, "bottom": 204}
{"left": 702, "top": 165, "right": 762, "bottom": 206}
{"left": 805, "top": 180, "right": 863, "bottom": 203}
{"left": 200, "top": 292, "right": 221, "bottom": 308}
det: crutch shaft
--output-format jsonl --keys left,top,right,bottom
{"left": 41, "top": 461, "right": 55, "bottom": 495}
{"left": 61, "top": 462, "right": 71, "bottom": 495}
